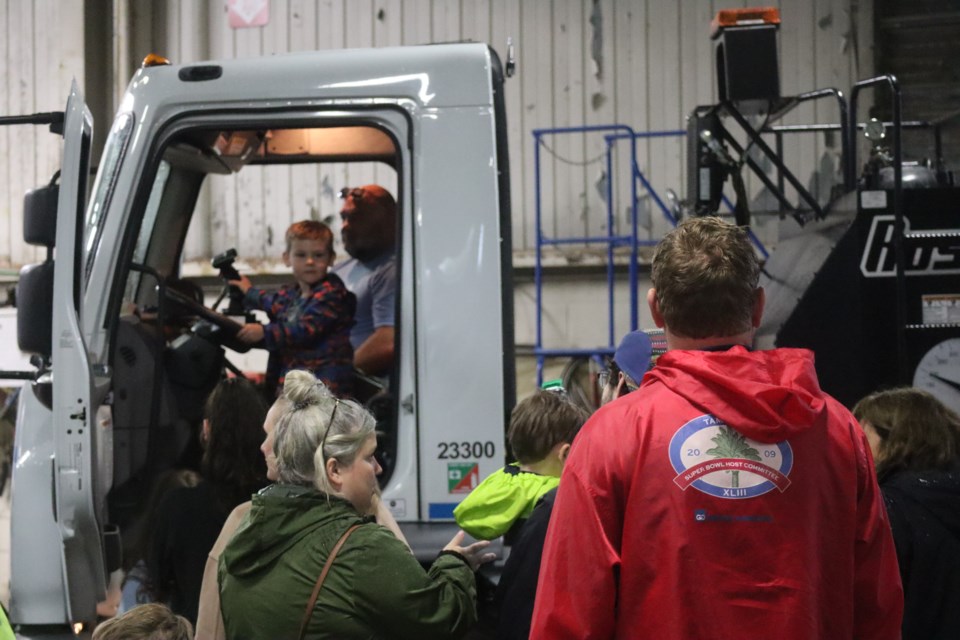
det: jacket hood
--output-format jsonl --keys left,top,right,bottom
{"left": 221, "top": 484, "right": 361, "bottom": 578}
{"left": 645, "top": 346, "right": 827, "bottom": 442}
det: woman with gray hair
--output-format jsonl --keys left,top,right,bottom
{"left": 217, "top": 370, "right": 494, "bottom": 639}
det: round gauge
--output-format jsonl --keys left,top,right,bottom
{"left": 913, "top": 338, "right": 960, "bottom": 416}
{"left": 864, "top": 118, "right": 886, "bottom": 143}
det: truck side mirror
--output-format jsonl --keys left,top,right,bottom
{"left": 16, "top": 174, "right": 59, "bottom": 360}
{"left": 22, "top": 176, "right": 59, "bottom": 249}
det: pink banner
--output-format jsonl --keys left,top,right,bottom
{"left": 228, "top": 0, "right": 270, "bottom": 29}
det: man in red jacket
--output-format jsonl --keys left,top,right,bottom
{"left": 530, "top": 217, "right": 903, "bottom": 639}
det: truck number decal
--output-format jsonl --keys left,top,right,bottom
{"left": 437, "top": 441, "right": 496, "bottom": 459}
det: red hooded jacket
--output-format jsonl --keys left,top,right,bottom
{"left": 531, "top": 346, "right": 903, "bottom": 639}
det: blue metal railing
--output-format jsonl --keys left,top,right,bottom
{"left": 532, "top": 125, "right": 770, "bottom": 384}
{"left": 533, "top": 125, "right": 637, "bottom": 385}
{"left": 533, "top": 125, "right": 687, "bottom": 384}
{"left": 606, "top": 130, "right": 685, "bottom": 231}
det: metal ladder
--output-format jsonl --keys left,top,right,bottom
{"left": 530, "top": 124, "right": 773, "bottom": 391}
{"left": 530, "top": 124, "right": 682, "bottom": 388}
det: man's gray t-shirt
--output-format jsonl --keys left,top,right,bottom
{"left": 332, "top": 251, "right": 396, "bottom": 349}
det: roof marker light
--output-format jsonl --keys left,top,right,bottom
{"left": 141, "top": 53, "right": 171, "bottom": 68}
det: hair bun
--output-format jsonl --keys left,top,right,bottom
{"left": 283, "top": 370, "right": 332, "bottom": 409}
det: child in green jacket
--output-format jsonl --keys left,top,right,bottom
{"left": 453, "top": 388, "right": 590, "bottom": 540}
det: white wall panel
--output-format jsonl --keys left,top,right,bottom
{"left": 432, "top": 0, "right": 460, "bottom": 42}
{"left": 582, "top": 0, "right": 615, "bottom": 243}
{"left": 550, "top": 0, "right": 585, "bottom": 245}
{"left": 460, "top": 0, "right": 490, "bottom": 46}
{"left": 612, "top": 0, "right": 647, "bottom": 243}
{"left": 1, "top": 1, "right": 84, "bottom": 269}
{"left": 375, "top": 0, "right": 404, "bottom": 46}
{"left": 6, "top": 2, "right": 37, "bottom": 268}
{"left": 401, "top": 0, "right": 431, "bottom": 45}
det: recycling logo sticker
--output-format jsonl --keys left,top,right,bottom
{"left": 447, "top": 462, "right": 479, "bottom": 494}
{"left": 668, "top": 414, "right": 793, "bottom": 499}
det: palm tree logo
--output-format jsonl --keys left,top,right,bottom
{"left": 705, "top": 426, "right": 762, "bottom": 488}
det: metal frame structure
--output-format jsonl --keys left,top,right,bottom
{"left": 531, "top": 124, "right": 684, "bottom": 384}
{"left": 530, "top": 80, "right": 956, "bottom": 387}
{"left": 531, "top": 124, "right": 774, "bottom": 385}
{"left": 692, "top": 88, "right": 850, "bottom": 226}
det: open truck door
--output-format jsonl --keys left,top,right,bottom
{"left": 9, "top": 82, "right": 109, "bottom": 634}
{"left": 48, "top": 81, "right": 108, "bottom": 629}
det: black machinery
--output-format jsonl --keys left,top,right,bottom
{"left": 689, "top": 7, "right": 960, "bottom": 412}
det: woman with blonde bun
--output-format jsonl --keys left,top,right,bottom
{"left": 217, "top": 370, "right": 494, "bottom": 639}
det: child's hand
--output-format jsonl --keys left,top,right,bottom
{"left": 228, "top": 274, "right": 253, "bottom": 294}
{"left": 443, "top": 531, "right": 496, "bottom": 571}
{"left": 237, "top": 323, "right": 265, "bottom": 344}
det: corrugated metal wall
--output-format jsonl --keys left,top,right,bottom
{"left": 0, "top": 0, "right": 874, "bottom": 268}
{"left": 0, "top": 0, "right": 86, "bottom": 268}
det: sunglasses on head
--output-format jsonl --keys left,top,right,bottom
{"left": 339, "top": 187, "right": 365, "bottom": 202}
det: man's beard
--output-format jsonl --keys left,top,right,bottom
{"left": 344, "top": 238, "right": 380, "bottom": 263}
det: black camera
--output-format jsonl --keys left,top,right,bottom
{"left": 212, "top": 248, "right": 242, "bottom": 282}
{"left": 212, "top": 248, "right": 246, "bottom": 316}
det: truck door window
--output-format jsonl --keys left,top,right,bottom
{"left": 122, "top": 160, "right": 171, "bottom": 306}
{"left": 182, "top": 124, "right": 403, "bottom": 484}
{"left": 107, "top": 119, "right": 405, "bottom": 540}
{"left": 84, "top": 112, "right": 133, "bottom": 282}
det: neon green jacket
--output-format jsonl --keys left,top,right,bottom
{"left": 0, "top": 604, "right": 14, "bottom": 640}
{"left": 453, "top": 465, "right": 559, "bottom": 540}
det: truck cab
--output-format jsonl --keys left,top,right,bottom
{"left": 6, "top": 43, "right": 514, "bottom": 632}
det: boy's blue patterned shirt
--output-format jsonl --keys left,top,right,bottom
{"left": 243, "top": 273, "right": 355, "bottom": 396}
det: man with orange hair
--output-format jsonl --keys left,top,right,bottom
{"left": 333, "top": 185, "right": 398, "bottom": 378}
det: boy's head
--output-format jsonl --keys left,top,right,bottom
{"left": 508, "top": 390, "right": 591, "bottom": 472}
{"left": 91, "top": 603, "right": 192, "bottom": 640}
{"left": 283, "top": 220, "right": 335, "bottom": 291}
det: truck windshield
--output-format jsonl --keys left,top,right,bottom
{"left": 84, "top": 112, "right": 134, "bottom": 282}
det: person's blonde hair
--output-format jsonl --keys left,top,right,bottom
{"left": 651, "top": 216, "right": 761, "bottom": 338}
{"left": 91, "top": 603, "right": 192, "bottom": 640}
{"left": 853, "top": 387, "right": 960, "bottom": 476}
{"left": 273, "top": 370, "right": 376, "bottom": 491}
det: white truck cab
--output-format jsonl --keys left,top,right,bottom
{"left": 4, "top": 43, "right": 514, "bottom": 633}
